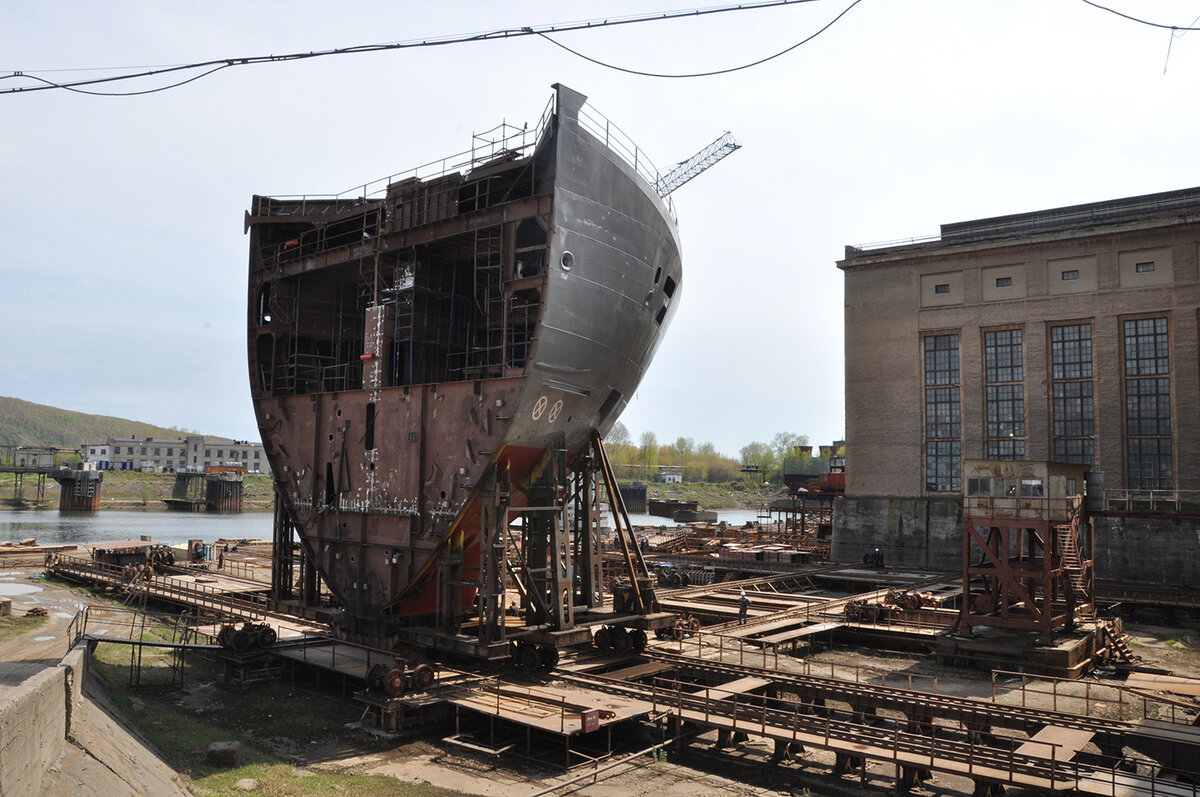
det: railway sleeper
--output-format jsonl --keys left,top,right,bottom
{"left": 833, "top": 751, "right": 865, "bottom": 776}
{"left": 971, "top": 778, "right": 1005, "bottom": 797}
{"left": 897, "top": 765, "right": 933, "bottom": 792}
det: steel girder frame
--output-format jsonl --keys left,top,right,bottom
{"left": 959, "top": 515, "right": 1082, "bottom": 636}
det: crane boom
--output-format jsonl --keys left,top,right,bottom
{"left": 654, "top": 131, "right": 741, "bottom": 197}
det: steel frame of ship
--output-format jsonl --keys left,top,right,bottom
{"left": 246, "top": 85, "right": 681, "bottom": 649}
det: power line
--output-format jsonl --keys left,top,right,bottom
{"left": 1079, "top": 0, "right": 1200, "bottom": 32}
{"left": 537, "top": 0, "right": 864, "bottom": 79}
{"left": 1, "top": 0, "right": 843, "bottom": 98}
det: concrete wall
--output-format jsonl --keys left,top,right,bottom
{"left": 0, "top": 647, "right": 86, "bottom": 796}
{"left": 1094, "top": 516, "right": 1200, "bottom": 586}
{"left": 834, "top": 497, "right": 1200, "bottom": 586}
{"left": 832, "top": 496, "right": 963, "bottom": 572}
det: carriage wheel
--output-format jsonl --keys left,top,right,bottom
{"left": 256, "top": 625, "right": 277, "bottom": 648}
{"left": 231, "top": 628, "right": 253, "bottom": 653}
{"left": 517, "top": 643, "right": 541, "bottom": 672}
{"left": 672, "top": 619, "right": 687, "bottom": 641}
{"left": 593, "top": 626, "right": 612, "bottom": 649}
{"left": 538, "top": 646, "right": 560, "bottom": 672}
{"left": 613, "top": 628, "right": 633, "bottom": 654}
{"left": 630, "top": 629, "right": 648, "bottom": 653}
{"left": 413, "top": 663, "right": 435, "bottom": 691}
{"left": 367, "top": 663, "right": 387, "bottom": 692}
{"left": 383, "top": 668, "right": 407, "bottom": 696}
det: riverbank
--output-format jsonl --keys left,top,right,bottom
{"left": 0, "top": 471, "right": 275, "bottom": 511}
{"left": 1, "top": 471, "right": 787, "bottom": 513}
{"left": 640, "top": 479, "right": 788, "bottom": 510}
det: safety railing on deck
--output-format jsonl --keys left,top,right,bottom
{"left": 1100, "top": 488, "right": 1200, "bottom": 515}
{"left": 52, "top": 554, "right": 268, "bottom": 621}
{"left": 255, "top": 93, "right": 556, "bottom": 213}
{"left": 575, "top": 102, "right": 674, "bottom": 222}
{"left": 635, "top": 678, "right": 1200, "bottom": 796}
{"left": 992, "top": 668, "right": 1200, "bottom": 725}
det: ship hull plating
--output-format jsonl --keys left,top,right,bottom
{"left": 247, "top": 85, "right": 680, "bottom": 622}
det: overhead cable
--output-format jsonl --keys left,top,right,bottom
{"left": 1, "top": 0, "right": 841, "bottom": 97}
{"left": 1079, "top": 0, "right": 1200, "bottom": 32}
{"left": 537, "top": 0, "right": 864, "bottom": 79}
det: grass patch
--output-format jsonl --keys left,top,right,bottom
{"left": 88, "top": 624, "right": 467, "bottom": 796}
{"left": 0, "top": 613, "right": 47, "bottom": 640}
{"left": 190, "top": 763, "right": 414, "bottom": 796}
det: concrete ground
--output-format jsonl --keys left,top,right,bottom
{"left": 3, "top": 564, "right": 1198, "bottom": 797}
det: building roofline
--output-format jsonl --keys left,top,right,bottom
{"left": 840, "top": 185, "right": 1200, "bottom": 267}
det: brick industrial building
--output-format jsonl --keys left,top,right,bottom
{"left": 833, "top": 186, "right": 1199, "bottom": 584}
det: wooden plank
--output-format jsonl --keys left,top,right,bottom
{"left": 601, "top": 661, "right": 674, "bottom": 682}
{"left": 1015, "top": 725, "right": 1093, "bottom": 761}
{"left": 1125, "top": 672, "right": 1200, "bottom": 697}
{"left": 695, "top": 676, "right": 771, "bottom": 700}
{"left": 753, "top": 622, "right": 843, "bottom": 646}
{"left": 1126, "top": 718, "right": 1200, "bottom": 743}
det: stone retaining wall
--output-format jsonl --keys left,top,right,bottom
{"left": 0, "top": 647, "right": 86, "bottom": 796}
{"left": 833, "top": 496, "right": 1200, "bottom": 585}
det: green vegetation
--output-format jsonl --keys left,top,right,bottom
{"left": 605, "top": 423, "right": 840, "bottom": 486}
{"left": 0, "top": 395, "right": 196, "bottom": 450}
{"left": 644, "top": 480, "right": 785, "bottom": 510}
{"left": 89, "top": 615, "right": 465, "bottom": 796}
{"left": 0, "top": 613, "right": 48, "bottom": 640}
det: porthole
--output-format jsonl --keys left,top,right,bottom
{"left": 560, "top": 251, "right": 574, "bottom": 271}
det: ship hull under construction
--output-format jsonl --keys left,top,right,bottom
{"left": 246, "top": 85, "right": 680, "bottom": 627}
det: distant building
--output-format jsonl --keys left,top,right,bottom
{"left": 839, "top": 186, "right": 1199, "bottom": 497}
{"left": 14, "top": 446, "right": 72, "bottom": 469}
{"left": 833, "top": 186, "right": 1200, "bottom": 584}
{"left": 81, "top": 442, "right": 110, "bottom": 466}
{"left": 659, "top": 467, "right": 683, "bottom": 484}
{"left": 91, "top": 435, "right": 272, "bottom": 474}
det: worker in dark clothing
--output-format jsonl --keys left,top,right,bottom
{"left": 737, "top": 589, "right": 750, "bottom": 625}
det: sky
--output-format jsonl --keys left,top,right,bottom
{"left": 3, "top": 1, "right": 1198, "bottom": 458}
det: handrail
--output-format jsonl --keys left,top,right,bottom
{"left": 993, "top": 668, "right": 1200, "bottom": 726}
{"left": 256, "top": 94, "right": 557, "bottom": 209}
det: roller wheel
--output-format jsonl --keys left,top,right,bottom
{"left": 517, "top": 643, "right": 541, "bottom": 672}
{"left": 679, "top": 573, "right": 691, "bottom": 587}
{"left": 256, "top": 625, "right": 277, "bottom": 648}
{"left": 216, "top": 625, "right": 234, "bottom": 649}
{"left": 688, "top": 616, "right": 702, "bottom": 635}
{"left": 672, "top": 619, "right": 687, "bottom": 641}
{"left": 412, "top": 663, "right": 435, "bottom": 691}
{"left": 538, "top": 645, "right": 560, "bottom": 672}
{"left": 382, "top": 668, "right": 407, "bottom": 697}
{"left": 593, "top": 626, "right": 612, "bottom": 649}
{"left": 630, "top": 629, "right": 648, "bottom": 653}
{"left": 613, "top": 628, "right": 633, "bottom": 654}
{"left": 367, "top": 663, "right": 387, "bottom": 692}
{"left": 231, "top": 628, "right": 253, "bottom": 653}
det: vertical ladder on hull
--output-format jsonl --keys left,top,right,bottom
{"left": 471, "top": 227, "right": 504, "bottom": 377}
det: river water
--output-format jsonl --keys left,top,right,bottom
{"left": 0, "top": 508, "right": 767, "bottom": 549}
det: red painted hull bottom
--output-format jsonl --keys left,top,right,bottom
{"left": 382, "top": 443, "right": 559, "bottom": 621}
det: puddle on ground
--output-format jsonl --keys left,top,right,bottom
{"left": 0, "top": 583, "right": 42, "bottom": 596}
{"left": 33, "top": 636, "right": 56, "bottom": 643}
{"left": 53, "top": 612, "right": 74, "bottom": 619}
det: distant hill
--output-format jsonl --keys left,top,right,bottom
{"left": 0, "top": 396, "right": 197, "bottom": 448}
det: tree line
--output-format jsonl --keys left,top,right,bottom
{"left": 604, "top": 424, "right": 836, "bottom": 484}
